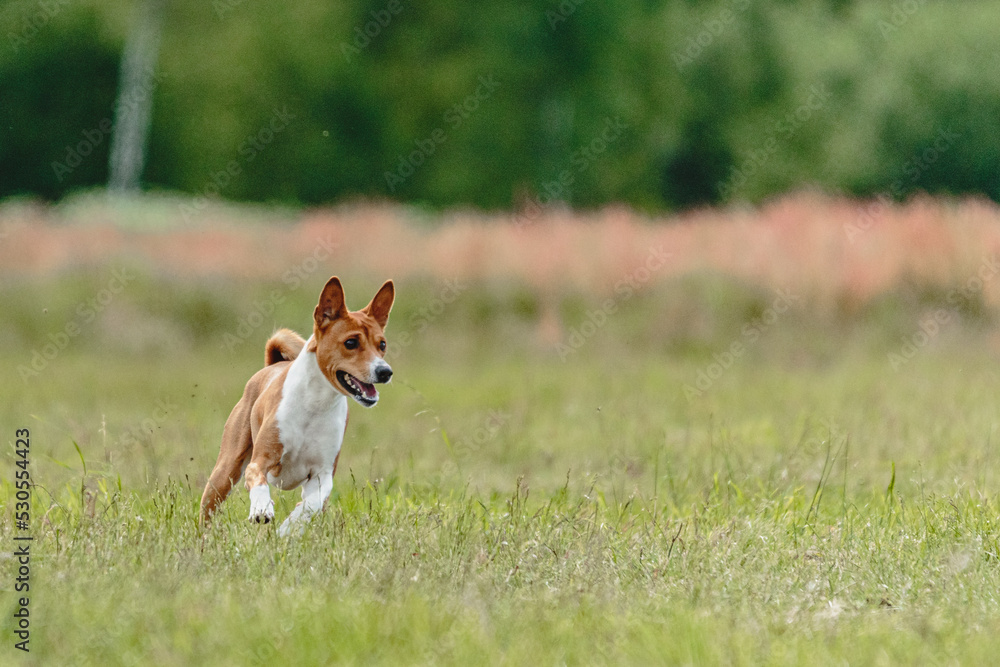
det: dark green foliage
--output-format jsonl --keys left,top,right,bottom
{"left": 0, "top": 5, "right": 120, "bottom": 198}
{"left": 2, "top": 0, "right": 998, "bottom": 209}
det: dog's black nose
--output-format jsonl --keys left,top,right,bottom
{"left": 375, "top": 366, "right": 393, "bottom": 383}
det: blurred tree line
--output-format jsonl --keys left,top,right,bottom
{"left": 2, "top": 0, "right": 998, "bottom": 211}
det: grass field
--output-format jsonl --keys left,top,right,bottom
{"left": 4, "top": 198, "right": 1000, "bottom": 664}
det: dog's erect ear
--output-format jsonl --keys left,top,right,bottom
{"left": 314, "top": 276, "right": 348, "bottom": 328}
{"left": 363, "top": 280, "right": 394, "bottom": 329}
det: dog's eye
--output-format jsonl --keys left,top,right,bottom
{"left": 344, "top": 338, "right": 359, "bottom": 350}
{"left": 379, "top": 340, "right": 386, "bottom": 352}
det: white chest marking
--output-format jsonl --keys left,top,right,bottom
{"left": 271, "top": 346, "right": 347, "bottom": 490}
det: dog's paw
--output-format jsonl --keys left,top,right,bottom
{"left": 248, "top": 504, "right": 274, "bottom": 524}
{"left": 277, "top": 516, "right": 308, "bottom": 538}
{"left": 247, "top": 486, "right": 274, "bottom": 524}
{"left": 276, "top": 507, "right": 304, "bottom": 537}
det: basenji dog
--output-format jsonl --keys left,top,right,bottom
{"left": 200, "top": 276, "right": 394, "bottom": 536}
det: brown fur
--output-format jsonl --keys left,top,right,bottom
{"left": 264, "top": 328, "right": 306, "bottom": 366}
{"left": 200, "top": 277, "right": 394, "bottom": 524}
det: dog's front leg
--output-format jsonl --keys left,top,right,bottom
{"left": 245, "top": 458, "right": 276, "bottom": 524}
{"left": 247, "top": 483, "right": 274, "bottom": 523}
{"left": 277, "top": 472, "right": 333, "bottom": 537}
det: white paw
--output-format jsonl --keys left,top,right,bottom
{"left": 277, "top": 501, "right": 312, "bottom": 537}
{"left": 277, "top": 516, "right": 306, "bottom": 538}
{"left": 248, "top": 485, "right": 274, "bottom": 524}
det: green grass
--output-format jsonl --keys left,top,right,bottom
{"left": 3, "top": 273, "right": 1000, "bottom": 664}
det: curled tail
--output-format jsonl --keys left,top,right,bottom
{"left": 265, "top": 328, "right": 306, "bottom": 366}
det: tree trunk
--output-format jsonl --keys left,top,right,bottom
{"left": 108, "top": 0, "right": 166, "bottom": 194}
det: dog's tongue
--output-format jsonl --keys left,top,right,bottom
{"left": 359, "top": 380, "right": 378, "bottom": 399}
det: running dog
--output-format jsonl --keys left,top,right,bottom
{"left": 200, "top": 276, "right": 394, "bottom": 536}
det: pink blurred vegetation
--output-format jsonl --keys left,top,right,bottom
{"left": 3, "top": 192, "right": 1000, "bottom": 313}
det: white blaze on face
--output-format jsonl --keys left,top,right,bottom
{"left": 369, "top": 358, "right": 392, "bottom": 383}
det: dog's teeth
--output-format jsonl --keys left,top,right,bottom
{"left": 344, "top": 375, "right": 364, "bottom": 395}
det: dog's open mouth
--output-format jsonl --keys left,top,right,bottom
{"left": 336, "top": 370, "right": 379, "bottom": 406}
